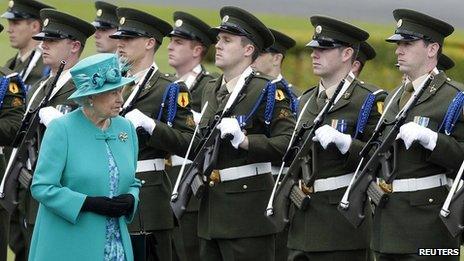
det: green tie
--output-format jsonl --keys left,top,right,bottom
{"left": 217, "top": 84, "right": 230, "bottom": 104}
{"left": 399, "top": 82, "right": 414, "bottom": 109}
{"left": 317, "top": 90, "right": 327, "bottom": 109}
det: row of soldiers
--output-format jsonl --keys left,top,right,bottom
{"left": 0, "top": 0, "right": 462, "bottom": 261}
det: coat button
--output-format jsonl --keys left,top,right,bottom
{"left": 209, "top": 181, "right": 215, "bottom": 187}
{"left": 243, "top": 185, "right": 248, "bottom": 190}
{"left": 428, "top": 198, "right": 434, "bottom": 203}
{"left": 141, "top": 180, "right": 146, "bottom": 185}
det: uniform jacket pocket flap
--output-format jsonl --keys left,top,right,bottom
{"left": 409, "top": 186, "right": 447, "bottom": 206}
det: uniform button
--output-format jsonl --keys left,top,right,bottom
{"left": 209, "top": 181, "right": 215, "bottom": 187}
{"left": 428, "top": 198, "right": 434, "bottom": 203}
{"left": 243, "top": 185, "right": 248, "bottom": 190}
{"left": 141, "top": 180, "right": 146, "bottom": 185}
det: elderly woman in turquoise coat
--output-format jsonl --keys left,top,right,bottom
{"left": 28, "top": 53, "right": 141, "bottom": 261}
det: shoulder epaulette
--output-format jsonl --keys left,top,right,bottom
{"left": 445, "top": 77, "right": 464, "bottom": 92}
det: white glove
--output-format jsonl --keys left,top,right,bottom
{"left": 39, "top": 106, "right": 63, "bottom": 127}
{"left": 125, "top": 109, "right": 156, "bottom": 135}
{"left": 312, "top": 124, "right": 352, "bottom": 154}
{"left": 216, "top": 117, "right": 245, "bottom": 149}
{"left": 396, "top": 122, "right": 437, "bottom": 151}
{"left": 192, "top": 110, "right": 202, "bottom": 126}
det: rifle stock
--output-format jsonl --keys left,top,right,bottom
{"left": 170, "top": 73, "right": 254, "bottom": 220}
{"left": 0, "top": 61, "right": 66, "bottom": 214}
{"left": 266, "top": 79, "right": 346, "bottom": 231}
{"left": 440, "top": 160, "right": 464, "bottom": 237}
{"left": 338, "top": 71, "right": 436, "bottom": 228}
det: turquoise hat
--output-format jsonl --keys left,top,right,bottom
{"left": 69, "top": 53, "right": 134, "bottom": 99}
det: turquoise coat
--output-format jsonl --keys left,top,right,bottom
{"left": 28, "top": 109, "right": 141, "bottom": 261}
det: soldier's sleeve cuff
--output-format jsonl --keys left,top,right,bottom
{"left": 427, "top": 133, "right": 463, "bottom": 170}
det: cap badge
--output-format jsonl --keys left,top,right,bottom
{"left": 8, "top": 1, "right": 13, "bottom": 8}
{"left": 119, "top": 17, "right": 126, "bottom": 25}
{"left": 43, "top": 18, "right": 49, "bottom": 27}
{"left": 96, "top": 9, "right": 102, "bottom": 17}
{"left": 222, "top": 15, "right": 229, "bottom": 23}
{"left": 315, "top": 25, "right": 322, "bottom": 34}
{"left": 397, "top": 19, "right": 403, "bottom": 28}
{"left": 175, "top": 19, "right": 183, "bottom": 28}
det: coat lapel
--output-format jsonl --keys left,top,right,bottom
{"left": 415, "top": 71, "right": 447, "bottom": 106}
{"left": 328, "top": 80, "right": 356, "bottom": 113}
{"left": 306, "top": 86, "right": 320, "bottom": 116}
{"left": 138, "top": 70, "right": 161, "bottom": 100}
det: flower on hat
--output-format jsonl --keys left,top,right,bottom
{"left": 74, "top": 66, "right": 121, "bottom": 93}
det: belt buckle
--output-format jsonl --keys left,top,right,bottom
{"left": 209, "top": 169, "right": 221, "bottom": 187}
{"left": 378, "top": 179, "right": 392, "bottom": 193}
{"left": 299, "top": 180, "right": 313, "bottom": 195}
{"left": 165, "top": 158, "right": 172, "bottom": 167}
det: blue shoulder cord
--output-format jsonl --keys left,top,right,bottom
{"left": 439, "top": 91, "right": 464, "bottom": 135}
{"left": 240, "top": 78, "right": 299, "bottom": 137}
{"left": 157, "top": 82, "right": 180, "bottom": 127}
{"left": 354, "top": 93, "right": 376, "bottom": 139}
{"left": 279, "top": 78, "right": 298, "bottom": 117}
{"left": 0, "top": 77, "right": 10, "bottom": 109}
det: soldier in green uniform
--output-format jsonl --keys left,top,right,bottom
{"left": 92, "top": 1, "right": 118, "bottom": 53}
{"left": 2, "top": 0, "right": 53, "bottom": 89}
{"left": 0, "top": 23, "right": 26, "bottom": 261}
{"left": 9, "top": 9, "right": 94, "bottom": 260}
{"left": 109, "top": 7, "right": 195, "bottom": 261}
{"left": 287, "top": 16, "right": 385, "bottom": 261}
{"left": 252, "top": 28, "right": 300, "bottom": 96}
{"left": 372, "top": 9, "right": 463, "bottom": 261}
{"left": 165, "top": 11, "right": 216, "bottom": 261}
{"left": 195, "top": 6, "right": 295, "bottom": 260}
{"left": 250, "top": 27, "right": 299, "bottom": 261}
{"left": 437, "top": 53, "right": 454, "bottom": 71}
{"left": 352, "top": 41, "right": 376, "bottom": 78}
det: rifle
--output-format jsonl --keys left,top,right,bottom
{"left": 265, "top": 79, "right": 346, "bottom": 231}
{"left": 120, "top": 65, "right": 155, "bottom": 116}
{"left": 0, "top": 60, "right": 66, "bottom": 214}
{"left": 170, "top": 72, "right": 254, "bottom": 220}
{"left": 439, "top": 160, "right": 464, "bottom": 237}
{"left": 338, "top": 70, "right": 437, "bottom": 228}
{"left": 171, "top": 101, "right": 209, "bottom": 201}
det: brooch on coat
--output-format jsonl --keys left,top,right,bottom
{"left": 118, "top": 132, "right": 128, "bottom": 142}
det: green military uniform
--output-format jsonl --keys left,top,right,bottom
{"left": 1, "top": 2, "right": 51, "bottom": 259}
{"left": 2, "top": 0, "right": 53, "bottom": 89}
{"left": 373, "top": 9, "right": 463, "bottom": 261}
{"left": 195, "top": 7, "right": 295, "bottom": 261}
{"left": 166, "top": 11, "right": 217, "bottom": 261}
{"left": 358, "top": 41, "right": 375, "bottom": 67}
{"left": 110, "top": 8, "right": 195, "bottom": 261}
{"left": 9, "top": 8, "right": 94, "bottom": 260}
{"left": 437, "top": 54, "right": 454, "bottom": 71}
{"left": 287, "top": 16, "right": 386, "bottom": 261}
{"left": 91, "top": 1, "right": 118, "bottom": 30}
{"left": 0, "top": 23, "right": 26, "bottom": 261}
{"left": 260, "top": 27, "right": 300, "bottom": 261}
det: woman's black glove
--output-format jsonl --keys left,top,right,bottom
{"left": 81, "top": 195, "right": 134, "bottom": 217}
{"left": 112, "top": 194, "right": 135, "bottom": 216}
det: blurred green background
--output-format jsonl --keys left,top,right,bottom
{"left": 1, "top": 0, "right": 463, "bottom": 259}
{"left": 0, "top": 0, "right": 463, "bottom": 94}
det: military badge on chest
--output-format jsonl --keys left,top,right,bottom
{"left": 331, "top": 119, "right": 347, "bottom": 133}
{"left": 413, "top": 116, "right": 430, "bottom": 127}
